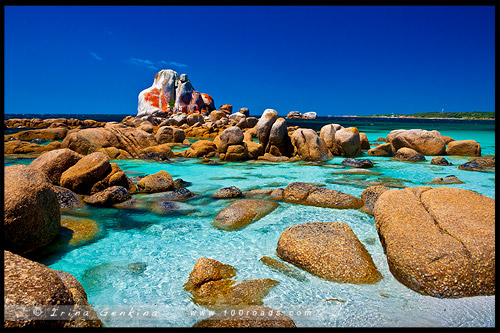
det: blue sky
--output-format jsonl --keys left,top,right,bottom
{"left": 4, "top": 5, "right": 495, "bottom": 117}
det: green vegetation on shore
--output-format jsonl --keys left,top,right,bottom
{"left": 358, "top": 111, "right": 494, "bottom": 119}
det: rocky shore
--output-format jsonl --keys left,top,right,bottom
{"left": 4, "top": 70, "right": 495, "bottom": 328}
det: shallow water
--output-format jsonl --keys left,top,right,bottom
{"left": 4, "top": 118, "right": 495, "bottom": 327}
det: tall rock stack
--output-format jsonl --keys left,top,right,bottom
{"left": 137, "top": 69, "right": 216, "bottom": 117}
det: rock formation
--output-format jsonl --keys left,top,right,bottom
{"left": 137, "top": 69, "right": 215, "bottom": 117}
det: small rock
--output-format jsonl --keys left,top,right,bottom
{"left": 340, "top": 158, "right": 374, "bottom": 168}
{"left": 83, "top": 186, "right": 131, "bottom": 206}
{"left": 210, "top": 186, "right": 243, "bottom": 199}
{"left": 430, "top": 156, "right": 452, "bottom": 165}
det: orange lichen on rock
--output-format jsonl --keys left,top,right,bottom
{"left": 143, "top": 88, "right": 160, "bottom": 108}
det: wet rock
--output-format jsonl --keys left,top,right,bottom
{"left": 373, "top": 187, "right": 495, "bottom": 297}
{"left": 367, "top": 142, "right": 394, "bottom": 157}
{"left": 191, "top": 278, "right": 279, "bottom": 310}
{"left": 291, "top": 128, "right": 332, "bottom": 161}
{"left": 5, "top": 127, "right": 68, "bottom": 142}
{"left": 268, "top": 188, "right": 285, "bottom": 200}
{"left": 113, "top": 197, "right": 147, "bottom": 210}
{"left": 387, "top": 129, "right": 446, "bottom": 156}
{"left": 4, "top": 165, "right": 61, "bottom": 255}
{"left": 430, "top": 156, "right": 452, "bottom": 165}
{"left": 162, "top": 187, "right": 195, "bottom": 201}
{"left": 276, "top": 222, "right": 382, "bottom": 284}
{"left": 446, "top": 140, "right": 481, "bottom": 157}
{"left": 213, "top": 199, "right": 279, "bottom": 231}
{"left": 193, "top": 305, "right": 296, "bottom": 328}
{"left": 4, "top": 250, "right": 102, "bottom": 328}
{"left": 150, "top": 200, "right": 195, "bottom": 215}
{"left": 137, "top": 170, "right": 175, "bottom": 192}
{"left": 332, "top": 169, "right": 382, "bottom": 175}
{"left": 282, "top": 182, "right": 363, "bottom": 209}
{"left": 360, "top": 185, "right": 390, "bottom": 216}
{"left": 210, "top": 186, "right": 243, "bottom": 199}
{"left": 468, "top": 156, "right": 494, "bottom": 168}
{"left": 341, "top": 158, "right": 374, "bottom": 168}
{"left": 393, "top": 147, "right": 426, "bottom": 162}
{"left": 29, "top": 148, "right": 83, "bottom": 185}
{"left": 174, "top": 178, "right": 192, "bottom": 188}
{"left": 244, "top": 189, "right": 274, "bottom": 198}
{"left": 184, "top": 258, "right": 237, "bottom": 291}
{"left": 60, "top": 152, "right": 111, "bottom": 194}
{"left": 83, "top": 186, "right": 131, "bottom": 206}
{"left": 53, "top": 185, "right": 85, "bottom": 211}
{"left": 259, "top": 256, "right": 307, "bottom": 281}
{"left": 458, "top": 161, "right": 485, "bottom": 172}
{"left": 257, "top": 153, "right": 291, "bottom": 162}
{"left": 428, "top": 175, "right": 463, "bottom": 184}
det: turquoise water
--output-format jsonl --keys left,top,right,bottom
{"left": 5, "top": 120, "right": 495, "bottom": 327}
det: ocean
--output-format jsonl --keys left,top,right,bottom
{"left": 3, "top": 114, "right": 495, "bottom": 327}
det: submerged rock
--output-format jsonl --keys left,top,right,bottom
{"left": 212, "top": 199, "right": 279, "bottom": 231}
{"left": 340, "top": 158, "right": 374, "bottom": 168}
{"left": 458, "top": 161, "right": 485, "bottom": 172}
{"left": 162, "top": 187, "right": 195, "bottom": 201}
{"left": 468, "top": 156, "right": 494, "bottom": 168}
{"left": 427, "top": 175, "right": 463, "bottom": 184}
{"left": 210, "top": 186, "right": 244, "bottom": 199}
{"left": 374, "top": 187, "right": 495, "bottom": 297}
{"left": 276, "top": 222, "right": 382, "bottom": 284}
{"left": 430, "top": 156, "right": 452, "bottom": 165}
{"left": 60, "top": 217, "right": 100, "bottom": 246}
{"left": 259, "top": 256, "right": 307, "bottom": 281}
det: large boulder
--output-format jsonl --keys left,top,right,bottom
{"left": 83, "top": 186, "right": 131, "bottom": 206}
{"left": 183, "top": 140, "right": 217, "bottom": 158}
{"left": 374, "top": 187, "right": 495, "bottom": 298}
{"left": 276, "top": 222, "right": 382, "bottom": 284}
{"left": 4, "top": 250, "right": 102, "bottom": 328}
{"left": 334, "top": 127, "right": 362, "bottom": 157}
{"left": 4, "top": 165, "right": 61, "bottom": 255}
{"left": 136, "top": 170, "right": 174, "bottom": 193}
{"left": 393, "top": 147, "right": 426, "bottom": 162}
{"left": 256, "top": 109, "right": 279, "bottom": 149}
{"left": 155, "top": 126, "right": 186, "bottom": 144}
{"left": 445, "top": 140, "right": 481, "bottom": 156}
{"left": 319, "top": 124, "right": 340, "bottom": 153}
{"left": 138, "top": 69, "right": 179, "bottom": 116}
{"left": 60, "top": 152, "right": 111, "bottom": 194}
{"left": 359, "top": 185, "right": 390, "bottom": 216}
{"left": 193, "top": 305, "right": 296, "bottom": 328}
{"left": 387, "top": 129, "right": 446, "bottom": 156}
{"left": 266, "top": 118, "right": 293, "bottom": 157}
{"left": 282, "top": 182, "right": 363, "bottom": 209}
{"left": 212, "top": 199, "right": 279, "bottom": 231}
{"left": 290, "top": 128, "right": 332, "bottom": 161}
{"left": 184, "top": 258, "right": 237, "bottom": 291}
{"left": 367, "top": 142, "right": 394, "bottom": 157}
{"left": 62, "top": 124, "right": 157, "bottom": 157}
{"left": 218, "top": 126, "right": 244, "bottom": 153}
{"left": 29, "top": 148, "right": 83, "bottom": 185}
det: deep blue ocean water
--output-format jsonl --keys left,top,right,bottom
{"left": 3, "top": 114, "right": 495, "bottom": 327}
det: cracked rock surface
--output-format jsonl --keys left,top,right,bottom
{"left": 373, "top": 186, "right": 495, "bottom": 298}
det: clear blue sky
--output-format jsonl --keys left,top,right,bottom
{"left": 4, "top": 5, "right": 495, "bottom": 117}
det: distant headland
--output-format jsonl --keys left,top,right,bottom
{"left": 354, "top": 111, "right": 494, "bottom": 120}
